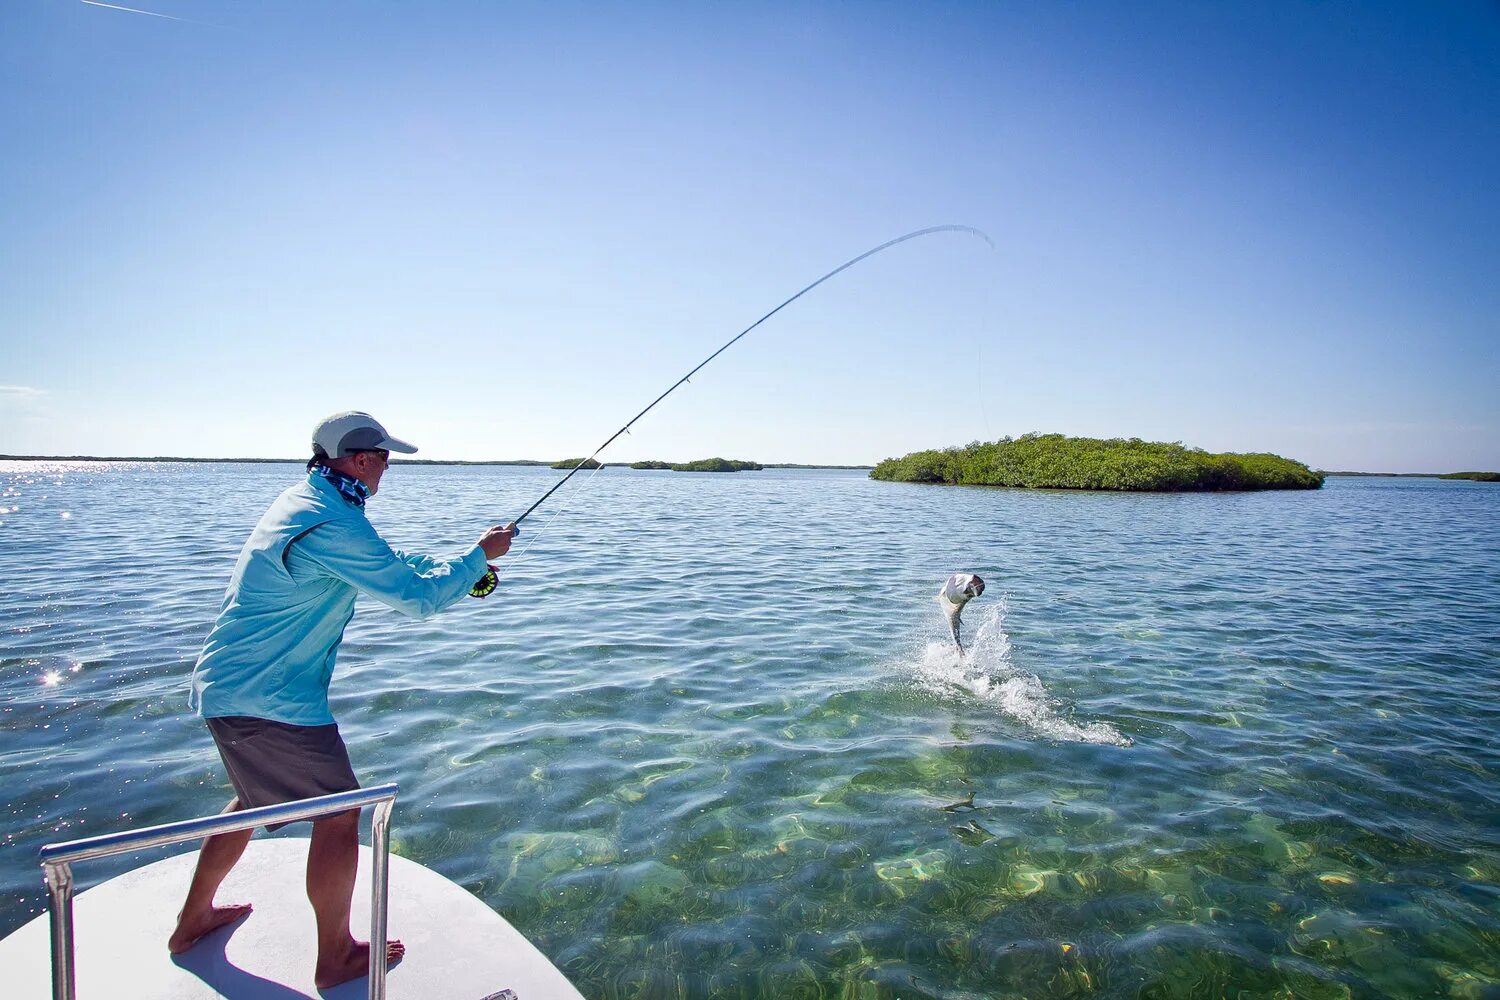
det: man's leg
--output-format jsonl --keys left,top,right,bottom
{"left": 168, "top": 798, "right": 254, "bottom": 953}
{"left": 308, "top": 808, "right": 404, "bottom": 989}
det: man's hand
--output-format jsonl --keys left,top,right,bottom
{"left": 479, "top": 523, "right": 516, "bottom": 560}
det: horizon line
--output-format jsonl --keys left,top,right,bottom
{"left": 0, "top": 454, "right": 877, "bottom": 469}
{"left": 3, "top": 455, "right": 1493, "bottom": 478}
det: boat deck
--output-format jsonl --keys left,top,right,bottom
{"left": 0, "top": 838, "right": 583, "bottom": 999}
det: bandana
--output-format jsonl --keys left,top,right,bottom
{"left": 312, "top": 465, "right": 371, "bottom": 509}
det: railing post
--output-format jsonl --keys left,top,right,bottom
{"left": 369, "top": 797, "right": 395, "bottom": 1000}
{"left": 44, "top": 860, "right": 76, "bottom": 1000}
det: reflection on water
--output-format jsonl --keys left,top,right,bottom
{"left": 2, "top": 462, "right": 1498, "bottom": 998}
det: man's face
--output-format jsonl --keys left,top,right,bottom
{"left": 349, "top": 448, "right": 390, "bottom": 495}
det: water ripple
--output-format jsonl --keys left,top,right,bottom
{"left": 2, "top": 463, "right": 1499, "bottom": 996}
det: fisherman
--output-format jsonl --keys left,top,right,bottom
{"left": 171, "top": 411, "right": 515, "bottom": 988}
{"left": 937, "top": 572, "right": 985, "bottom": 654}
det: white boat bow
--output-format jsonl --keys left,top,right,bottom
{"left": 0, "top": 787, "right": 585, "bottom": 1000}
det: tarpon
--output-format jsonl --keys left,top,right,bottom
{"left": 937, "top": 572, "right": 985, "bottom": 653}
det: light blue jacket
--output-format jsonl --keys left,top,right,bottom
{"left": 189, "top": 472, "right": 489, "bottom": 725}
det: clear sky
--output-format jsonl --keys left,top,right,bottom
{"left": 2, "top": 1, "right": 1496, "bottom": 472}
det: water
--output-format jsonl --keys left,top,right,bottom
{"left": 2, "top": 462, "right": 1498, "bottom": 998}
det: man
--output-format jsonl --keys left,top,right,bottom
{"left": 171, "top": 411, "right": 514, "bottom": 989}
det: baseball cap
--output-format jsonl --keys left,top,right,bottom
{"left": 311, "top": 411, "right": 419, "bottom": 459}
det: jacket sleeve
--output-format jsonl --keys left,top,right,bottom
{"left": 299, "top": 519, "right": 491, "bottom": 619}
{"left": 393, "top": 549, "right": 439, "bottom": 575}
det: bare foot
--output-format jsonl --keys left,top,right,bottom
{"left": 168, "top": 903, "right": 253, "bottom": 954}
{"left": 314, "top": 938, "right": 405, "bottom": 989}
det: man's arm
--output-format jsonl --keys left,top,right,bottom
{"left": 298, "top": 519, "right": 493, "bottom": 619}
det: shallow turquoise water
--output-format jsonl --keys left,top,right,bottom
{"left": 2, "top": 462, "right": 1498, "bottom": 998}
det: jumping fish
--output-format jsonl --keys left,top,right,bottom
{"left": 937, "top": 572, "right": 985, "bottom": 653}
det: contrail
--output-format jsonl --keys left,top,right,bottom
{"left": 79, "top": 0, "right": 184, "bottom": 21}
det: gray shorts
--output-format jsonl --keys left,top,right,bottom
{"left": 206, "top": 715, "right": 360, "bottom": 830}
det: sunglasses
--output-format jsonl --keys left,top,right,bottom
{"left": 350, "top": 448, "right": 390, "bottom": 464}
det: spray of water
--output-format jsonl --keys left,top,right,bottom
{"left": 910, "top": 596, "right": 1131, "bottom": 746}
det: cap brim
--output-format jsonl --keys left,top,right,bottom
{"left": 379, "top": 435, "right": 418, "bottom": 454}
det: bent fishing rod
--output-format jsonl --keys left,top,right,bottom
{"left": 507, "top": 224, "right": 993, "bottom": 534}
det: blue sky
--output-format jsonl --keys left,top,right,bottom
{"left": 2, "top": 1, "right": 1496, "bottom": 472}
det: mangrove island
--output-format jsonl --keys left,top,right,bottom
{"left": 548, "top": 457, "right": 765, "bottom": 472}
{"left": 630, "top": 458, "right": 764, "bottom": 472}
{"left": 870, "top": 433, "right": 1323, "bottom": 491}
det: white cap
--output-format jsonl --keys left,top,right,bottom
{"left": 311, "top": 411, "right": 418, "bottom": 459}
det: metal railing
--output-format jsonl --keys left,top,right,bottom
{"left": 39, "top": 783, "right": 399, "bottom": 1000}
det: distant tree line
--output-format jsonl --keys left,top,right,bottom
{"left": 1439, "top": 471, "right": 1500, "bottom": 482}
{"left": 548, "top": 457, "right": 764, "bottom": 472}
{"left": 869, "top": 434, "right": 1323, "bottom": 491}
{"left": 630, "top": 458, "right": 763, "bottom": 472}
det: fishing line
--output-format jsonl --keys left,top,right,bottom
{"left": 508, "top": 224, "right": 993, "bottom": 530}
{"left": 507, "top": 458, "right": 611, "bottom": 564}
{"left": 472, "top": 224, "right": 992, "bottom": 592}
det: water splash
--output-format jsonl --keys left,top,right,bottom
{"left": 910, "top": 597, "right": 1131, "bottom": 746}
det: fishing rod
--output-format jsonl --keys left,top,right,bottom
{"left": 511, "top": 224, "right": 993, "bottom": 529}
{"left": 466, "top": 225, "right": 991, "bottom": 596}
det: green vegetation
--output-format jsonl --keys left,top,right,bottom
{"left": 551, "top": 457, "right": 603, "bottom": 470}
{"left": 764, "top": 463, "right": 873, "bottom": 470}
{"left": 870, "top": 433, "right": 1323, "bottom": 491}
{"left": 676, "top": 458, "right": 762, "bottom": 472}
{"left": 1320, "top": 471, "right": 1431, "bottom": 477}
{"left": 630, "top": 458, "right": 763, "bottom": 472}
{"left": 1439, "top": 471, "right": 1500, "bottom": 482}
